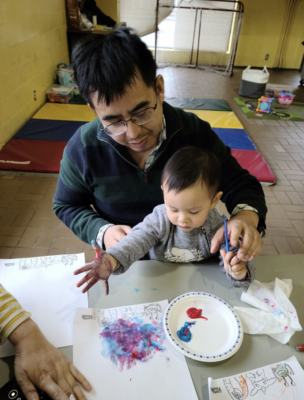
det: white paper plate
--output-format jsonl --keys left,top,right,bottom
{"left": 163, "top": 292, "right": 243, "bottom": 362}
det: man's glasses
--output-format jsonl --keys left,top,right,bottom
{"left": 98, "top": 97, "right": 158, "bottom": 137}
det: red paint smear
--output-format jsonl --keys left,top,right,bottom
{"left": 100, "top": 318, "right": 166, "bottom": 371}
{"left": 186, "top": 307, "right": 208, "bottom": 320}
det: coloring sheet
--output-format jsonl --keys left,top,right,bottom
{"left": 73, "top": 301, "right": 198, "bottom": 400}
{"left": 0, "top": 253, "right": 88, "bottom": 358}
{"left": 208, "top": 356, "right": 304, "bottom": 400}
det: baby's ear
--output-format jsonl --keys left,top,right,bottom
{"left": 210, "top": 191, "right": 223, "bottom": 209}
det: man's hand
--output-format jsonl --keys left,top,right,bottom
{"left": 104, "top": 225, "right": 132, "bottom": 249}
{"left": 211, "top": 210, "right": 262, "bottom": 261}
{"left": 220, "top": 250, "right": 247, "bottom": 280}
{"left": 9, "top": 319, "right": 92, "bottom": 400}
{"left": 74, "top": 241, "right": 119, "bottom": 295}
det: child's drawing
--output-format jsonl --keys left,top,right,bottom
{"left": 97, "top": 309, "right": 117, "bottom": 327}
{"left": 209, "top": 356, "right": 302, "bottom": 400}
{"left": 100, "top": 316, "right": 166, "bottom": 371}
{"left": 144, "top": 303, "right": 162, "bottom": 320}
{"left": 19, "top": 255, "right": 78, "bottom": 270}
{"left": 223, "top": 375, "right": 248, "bottom": 399}
{"left": 272, "top": 363, "right": 295, "bottom": 387}
{"left": 74, "top": 301, "right": 199, "bottom": 400}
{"left": 97, "top": 302, "right": 166, "bottom": 372}
{"left": 247, "top": 369, "right": 276, "bottom": 396}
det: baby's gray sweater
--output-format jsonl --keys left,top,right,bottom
{"left": 107, "top": 205, "right": 255, "bottom": 287}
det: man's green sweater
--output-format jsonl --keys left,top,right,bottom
{"left": 53, "top": 102, "right": 267, "bottom": 244}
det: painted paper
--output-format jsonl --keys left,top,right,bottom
{"left": 73, "top": 301, "right": 198, "bottom": 400}
{"left": 0, "top": 253, "right": 88, "bottom": 358}
{"left": 208, "top": 356, "right": 304, "bottom": 399}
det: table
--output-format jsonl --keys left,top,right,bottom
{"left": 1, "top": 254, "right": 304, "bottom": 399}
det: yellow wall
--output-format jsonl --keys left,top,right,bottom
{"left": 235, "top": 0, "right": 304, "bottom": 69}
{"left": 0, "top": 0, "right": 69, "bottom": 149}
{"left": 95, "top": 0, "right": 118, "bottom": 22}
{"left": 282, "top": 1, "right": 304, "bottom": 69}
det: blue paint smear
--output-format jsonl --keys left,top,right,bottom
{"left": 150, "top": 288, "right": 158, "bottom": 291}
{"left": 177, "top": 322, "right": 196, "bottom": 343}
{"left": 134, "top": 288, "right": 140, "bottom": 292}
{"left": 100, "top": 317, "right": 166, "bottom": 370}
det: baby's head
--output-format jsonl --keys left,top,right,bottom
{"left": 161, "top": 147, "right": 222, "bottom": 231}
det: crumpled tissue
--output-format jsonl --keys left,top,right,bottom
{"left": 234, "top": 278, "right": 302, "bottom": 344}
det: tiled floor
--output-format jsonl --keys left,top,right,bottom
{"left": 0, "top": 67, "right": 304, "bottom": 259}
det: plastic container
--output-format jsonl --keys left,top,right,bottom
{"left": 266, "top": 83, "right": 293, "bottom": 98}
{"left": 56, "top": 63, "right": 79, "bottom": 95}
{"left": 239, "top": 66, "right": 269, "bottom": 98}
{"left": 47, "top": 85, "right": 74, "bottom": 103}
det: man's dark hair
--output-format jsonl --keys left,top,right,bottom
{"left": 71, "top": 27, "right": 157, "bottom": 108}
{"left": 161, "top": 147, "right": 221, "bottom": 198}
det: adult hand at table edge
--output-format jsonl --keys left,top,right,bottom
{"left": 103, "top": 225, "right": 132, "bottom": 249}
{"left": 9, "top": 318, "right": 92, "bottom": 400}
{"left": 211, "top": 210, "right": 262, "bottom": 261}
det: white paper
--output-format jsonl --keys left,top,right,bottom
{"left": 234, "top": 278, "right": 302, "bottom": 344}
{"left": 73, "top": 300, "right": 198, "bottom": 400}
{"left": 0, "top": 253, "right": 88, "bottom": 358}
{"left": 208, "top": 356, "right": 304, "bottom": 400}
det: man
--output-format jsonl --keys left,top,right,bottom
{"left": 0, "top": 284, "right": 91, "bottom": 400}
{"left": 53, "top": 27, "right": 267, "bottom": 261}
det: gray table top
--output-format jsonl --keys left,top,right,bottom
{"left": 1, "top": 254, "right": 304, "bottom": 399}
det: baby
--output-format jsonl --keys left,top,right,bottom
{"left": 74, "top": 147, "right": 255, "bottom": 294}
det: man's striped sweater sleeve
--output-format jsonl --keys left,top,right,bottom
{"left": 0, "top": 284, "right": 31, "bottom": 345}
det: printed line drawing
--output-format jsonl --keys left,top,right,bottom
{"left": 272, "top": 363, "right": 295, "bottom": 387}
{"left": 119, "top": 304, "right": 162, "bottom": 322}
{"left": 247, "top": 369, "right": 276, "bottom": 396}
{"left": 222, "top": 363, "right": 297, "bottom": 398}
{"left": 97, "top": 303, "right": 163, "bottom": 328}
{"left": 98, "top": 309, "right": 118, "bottom": 327}
{"left": 120, "top": 305, "right": 138, "bottom": 321}
{"left": 19, "top": 255, "right": 78, "bottom": 270}
{"left": 223, "top": 375, "right": 248, "bottom": 399}
{"left": 144, "top": 303, "right": 162, "bottom": 320}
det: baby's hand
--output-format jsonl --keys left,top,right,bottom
{"left": 220, "top": 250, "right": 248, "bottom": 281}
{"left": 74, "top": 240, "right": 119, "bottom": 295}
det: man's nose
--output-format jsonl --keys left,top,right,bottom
{"left": 126, "top": 120, "right": 143, "bottom": 139}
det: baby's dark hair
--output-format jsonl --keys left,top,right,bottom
{"left": 161, "top": 147, "right": 221, "bottom": 198}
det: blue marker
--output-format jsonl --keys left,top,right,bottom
{"left": 223, "top": 214, "right": 232, "bottom": 280}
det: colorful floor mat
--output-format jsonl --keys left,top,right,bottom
{"left": 235, "top": 97, "right": 304, "bottom": 121}
{"left": 0, "top": 98, "right": 276, "bottom": 184}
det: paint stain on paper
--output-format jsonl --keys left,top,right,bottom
{"left": 134, "top": 288, "right": 140, "bottom": 292}
{"left": 100, "top": 317, "right": 166, "bottom": 371}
